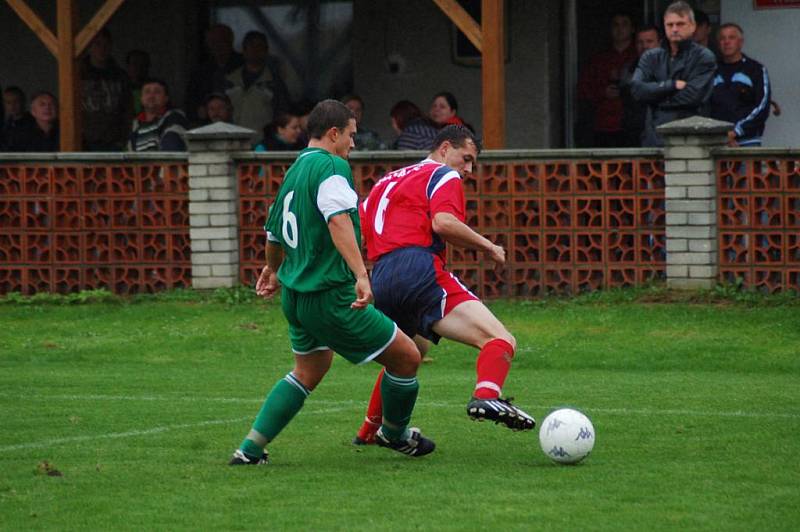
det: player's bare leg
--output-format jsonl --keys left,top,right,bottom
{"left": 433, "top": 301, "right": 535, "bottom": 431}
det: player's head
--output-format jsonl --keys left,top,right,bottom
{"left": 307, "top": 99, "right": 356, "bottom": 158}
{"left": 430, "top": 125, "right": 481, "bottom": 176}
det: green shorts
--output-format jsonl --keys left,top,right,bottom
{"left": 281, "top": 284, "right": 397, "bottom": 365}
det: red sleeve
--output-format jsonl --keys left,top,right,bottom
{"left": 429, "top": 178, "right": 465, "bottom": 222}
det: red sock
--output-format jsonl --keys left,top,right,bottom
{"left": 356, "top": 369, "right": 384, "bottom": 442}
{"left": 474, "top": 339, "right": 514, "bottom": 399}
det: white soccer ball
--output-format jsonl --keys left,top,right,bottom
{"left": 539, "top": 408, "right": 595, "bottom": 464}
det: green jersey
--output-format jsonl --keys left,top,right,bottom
{"left": 264, "top": 147, "right": 360, "bottom": 292}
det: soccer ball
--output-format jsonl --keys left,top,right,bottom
{"left": 538, "top": 408, "right": 595, "bottom": 464}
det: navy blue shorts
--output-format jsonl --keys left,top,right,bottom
{"left": 371, "top": 247, "right": 478, "bottom": 343}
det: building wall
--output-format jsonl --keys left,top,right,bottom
{"left": 720, "top": 1, "right": 800, "bottom": 147}
{"left": 0, "top": 0, "right": 200, "bottom": 111}
{"left": 352, "top": 0, "right": 563, "bottom": 149}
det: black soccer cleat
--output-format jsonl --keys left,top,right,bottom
{"left": 375, "top": 427, "right": 436, "bottom": 457}
{"left": 467, "top": 396, "right": 536, "bottom": 431}
{"left": 228, "top": 449, "right": 269, "bottom": 465}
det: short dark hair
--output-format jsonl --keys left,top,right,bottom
{"left": 242, "top": 31, "right": 268, "bottom": 49}
{"left": 341, "top": 94, "right": 363, "bottom": 107}
{"left": 306, "top": 99, "right": 354, "bottom": 140}
{"left": 664, "top": 1, "right": 695, "bottom": 24}
{"left": 30, "top": 91, "right": 57, "bottom": 104}
{"left": 3, "top": 86, "right": 26, "bottom": 104}
{"left": 719, "top": 22, "right": 744, "bottom": 36}
{"left": 141, "top": 77, "right": 170, "bottom": 96}
{"left": 637, "top": 25, "right": 661, "bottom": 37}
{"left": 203, "top": 92, "right": 232, "bottom": 108}
{"left": 432, "top": 91, "right": 458, "bottom": 112}
{"left": 694, "top": 9, "right": 710, "bottom": 27}
{"left": 270, "top": 111, "right": 298, "bottom": 130}
{"left": 390, "top": 100, "right": 422, "bottom": 131}
{"left": 432, "top": 124, "right": 481, "bottom": 154}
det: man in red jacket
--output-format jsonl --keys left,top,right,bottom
{"left": 577, "top": 13, "right": 638, "bottom": 147}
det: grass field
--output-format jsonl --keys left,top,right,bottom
{"left": 1, "top": 292, "right": 799, "bottom": 530}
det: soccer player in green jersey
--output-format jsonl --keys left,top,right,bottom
{"left": 229, "top": 100, "right": 435, "bottom": 464}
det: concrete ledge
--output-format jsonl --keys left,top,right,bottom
{"left": 668, "top": 278, "right": 716, "bottom": 290}
{"left": 0, "top": 152, "right": 187, "bottom": 162}
{"left": 231, "top": 148, "right": 665, "bottom": 163}
{"left": 192, "top": 277, "right": 237, "bottom": 289}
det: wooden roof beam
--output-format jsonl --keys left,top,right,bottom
{"left": 6, "top": 0, "right": 58, "bottom": 57}
{"left": 432, "top": 0, "right": 482, "bottom": 52}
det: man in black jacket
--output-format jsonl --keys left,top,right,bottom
{"left": 630, "top": 1, "right": 717, "bottom": 147}
{"left": 710, "top": 24, "right": 770, "bottom": 147}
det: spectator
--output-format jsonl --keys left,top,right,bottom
{"left": 202, "top": 92, "right": 233, "bottom": 125}
{"left": 429, "top": 91, "right": 470, "bottom": 129}
{"left": 630, "top": 1, "right": 716, "bottom": 147}
{"left": 80, "top": 28, "right": 133, "bottom": 151}
{"left": 710, "top": 23, "right": 771, "bottom": 147}
{"left": 6, "top": 92, "right": 59, "bottom": 152}
{"left": 255, "top": 111, "right": 302, "bottom": 151}
{"left": 692, "top": 9, "right": 719, "bottom": 57}
{"left": 291, "top": 99, "right": 315, "bottom": 150}
{"left": 619, "top": 26, "right": 662, "bottom": 146}
{"left": 390, "top": 100, "right": 438, "bottom": 151}
{"left": 342, "top": 94, "right": 385, "bottom": 150}
{"left": 225, "top": 31, "right": 290, "bottom": 145}
{"left": 2, "top": 86, "right": 34, "bottom": 149}
{"left": 126, "top": 50, "right": 151, "bottom": 115}
{"left": 577, "top": 13, "right": 638, "bottom": 147}
{"left": 129, "top": 78, "right": 189, "bottom": 152}
{"left": 185, "top": 24, "right": 243, "bottom": 123}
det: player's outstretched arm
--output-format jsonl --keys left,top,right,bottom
{"left": 328, "top": 213, "right": 372, "bottom": 309}
{"left": 256, "top": 242, "right": 283, "bottom": 298}
{"left": 432, "top": 212, "right": 505, "bottom": 266}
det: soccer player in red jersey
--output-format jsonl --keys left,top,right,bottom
{"left": 353, "top": 125, "right": 535, "bottom": 445}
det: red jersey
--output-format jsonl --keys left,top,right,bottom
{"left": 360, "top": 159, "right": 465, "bottom": 262}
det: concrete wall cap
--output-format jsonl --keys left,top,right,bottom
{"left": 657, "top": 116, "right": 733, "bottom": 136}
{"left": 186, "top": 122, "right": 256, "bottom": 140}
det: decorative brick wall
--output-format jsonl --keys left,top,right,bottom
{"left": 236, "top": 150, "right": 666, "bottom": 298}
{"left": 715, "top": 149, "right": 800, "bottom": 292}
{"left": 0, "top": 154, "right": 190, "bottom": 294}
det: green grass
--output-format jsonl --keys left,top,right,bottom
{"left": 1, "top": 295, "right": 798, "bottom": 530}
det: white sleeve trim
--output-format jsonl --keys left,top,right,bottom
{"left": 430, "top": 170, "right": 461, "bottom": 198}
{"left": 317, "top": 174, "right": 358, "bottom": 221}
{"left": 266, "top": 230, "right": 279, "bottom": 243}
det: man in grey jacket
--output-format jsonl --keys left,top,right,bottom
{"left": 630, "top": 1, "right": 717, "bottom": 146}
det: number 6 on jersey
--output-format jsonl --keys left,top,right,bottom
{"left": 282, "top": 191, "right": 299, "bottom": 248}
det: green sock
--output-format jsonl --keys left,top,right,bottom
{"left": 240, "top": 373, "right": 309, "bottom": 457}
{"left": 379, "top": 371, "right": 419, "bottom": 441}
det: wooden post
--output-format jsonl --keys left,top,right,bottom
{"left": 481, "top": 0, "right": 505, "bottom": 149}
{"left": 57, "top": 0, "right": 81, "bottom": 151}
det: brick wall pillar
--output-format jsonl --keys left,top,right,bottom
{"left": 185, "top": 123, "right": 254, "bottom": 289}
{"left": 657, "top": 116, "right": 732, "bottom": 289}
